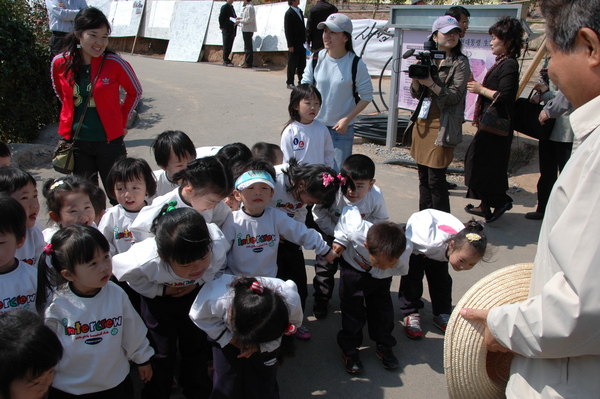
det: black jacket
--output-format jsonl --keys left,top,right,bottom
{"left": 305, "top": 0, "right": 338, "bottom": 51}
{"left": 284, "top": 7, "right": 306, "bottom": 48}
{"left": 219, "top": 3, "right": 237, "bottom": 35}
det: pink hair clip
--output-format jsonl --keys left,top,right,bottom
{"left": 250, "top": 281, "right": 263, "bottom": 294}
{"left": 43, "top": 244, "right": 54, "bottom": 255}
{"left": 336, "top": 174, "right": 347, "bottom": 186}
{"left": 284, "top": 323, "right": 297, "bottom": 336}
{"left": 322, "top": 173, "right": 335, "bottom": 187}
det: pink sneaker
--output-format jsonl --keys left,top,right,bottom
{"left": 294, "top": 325, "right": 311, "bottom": 340}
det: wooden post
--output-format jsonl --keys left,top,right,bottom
{"left": 517, "top": 37, "right": 546, "bottom": 98}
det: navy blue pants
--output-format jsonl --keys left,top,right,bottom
{"left": 140, "top": 285, "right": 212, "bottom": 399}
{"left": 276, "top": 240, "right": 308, "bottom": 311}
{"left": 337, "top": 259, "right": 396, "bottom": 352}
{"left": 211, "top": 343, "right": 280, "bottom": 399}
{"left": 399, "top": 253, "right": 452, "bottom": 316}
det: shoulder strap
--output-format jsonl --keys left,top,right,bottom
{"left": 352, "top": 54, "right": 360, "bottom": 104}
{"left": 311, "top": 49, "right": 321, "bottom": 85}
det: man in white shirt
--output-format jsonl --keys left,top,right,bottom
{"left": 461, "top": 1, "right": 600, "bottom": 397}
{"left": 45, "top": 0, "right": 87, "bottom": 56}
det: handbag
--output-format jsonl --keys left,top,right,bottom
{"left": 52, "top": 55, "right": 106, "bottom": 174}
{"left": 512, "top": 89, "right": 555, "bottom": 140}
{"left": 479, "top": 94, "right": 510, "bottom": 137}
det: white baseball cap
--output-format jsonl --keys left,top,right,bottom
{"left": 317, "top": 13, "right": 353, "bottom": 35}
{"left": 432, "top": 15, "right": 462, "bottom": 34}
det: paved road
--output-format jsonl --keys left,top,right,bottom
{"left": 35, "top": 54, "right": 541, "bottom": 398}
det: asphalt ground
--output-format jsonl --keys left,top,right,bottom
{"left": 31, "top": 54, "right": 541, "bottom": 398}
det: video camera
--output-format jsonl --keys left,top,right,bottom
{"left": 404, "top": 41, "right": 446, "bottom": 80}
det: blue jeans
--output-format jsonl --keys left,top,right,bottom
{"left": 327, "top": 125, "right": 354, "bottom": 172}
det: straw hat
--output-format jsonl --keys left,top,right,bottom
{"left": 444, "top": 263, "right": 533, "bottom": 399}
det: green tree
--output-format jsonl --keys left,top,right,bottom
{"left": 0, "top": 0, "right": 59, "bottom": 143}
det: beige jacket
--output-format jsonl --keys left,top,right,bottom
{"left": 487, "top": 94, "right": 600, "bottom": 398}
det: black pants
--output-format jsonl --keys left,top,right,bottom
{"left": 286, "top": 47, "right": 306, "bottom": 85}
{"left": 222, "top": 31, "right": 236, "bottom": 64}
{"left": 399, "top": 254, "right": 452, "bottom": 316}
{"left": 242, "top": 31, "right": 254, "bottom": 67}
{"left": 73, "top": 137, "right": 126, "bottom": 204}
{"left": 50, "top": 31, "right": 68, "bottom": 56}
{"left": 211, "top": 343, "right": 280, "bottom": 399}
{"left": 536, "top": 139, "right": 572, "bottom": 213}
{"left": 49, "top": 376, "right": 133, "bottom": 399}
{"left": 140, "top": 286, "right": 212, "bottom": 399}
{"left": 417, "top": 163, "right": 450, "bottom": 213}
{"left": 276, "top": 241, "right": 307, "bottom": 311}
{"left": 312, "top": 233, "right": 339, "bottom": 301}
{"left": 337, "top": 260, "right": 396, "bottom": 352}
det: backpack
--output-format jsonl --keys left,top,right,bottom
{"left": 311, "top": 49, "right": 361, "bottom": 104}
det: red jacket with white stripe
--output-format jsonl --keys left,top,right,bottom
{"left": 51, "top": 51, "right": 142, "bottom": 141}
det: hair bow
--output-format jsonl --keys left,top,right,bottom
{"left": 250, "top": 281, "right": 263, "bottom": 294}
{"left": 336, "top": 174, "right": 347, "bottom": 186}
{"left": 43, "top": 243, "right": 54, "bottom": 255}
{"left": 322, "top": 173, "right": 335, "bottom": 187}
{"left": 284, "top": 323, "right": 297, "bottom": 336}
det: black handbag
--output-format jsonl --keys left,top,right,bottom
{"left": 512, "top": 89, "right": 555, "bottom": 140}
{"left": 52, "top": 55, "right": 106, "bottom": 174}
{"left": 479, "top": 95, "right": 510, "bottom": 137}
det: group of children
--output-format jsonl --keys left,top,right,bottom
{"left": 0, "top": 85, "right": 490, "bottom": 398}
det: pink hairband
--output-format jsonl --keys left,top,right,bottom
{"left": 44, "top": 244, "right": 54, "bottom": 255}
{"left": 250, "top": 281, "right": 263, "bottom": 294}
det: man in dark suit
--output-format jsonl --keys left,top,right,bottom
{"left": 305, "top": 0, "right": 338, "bottom": 52}
{"left": 284, "top": 0, "right": 306, "bottom": 89}
{"left": 219, "top": 0, "right": 238, "bottom": 66}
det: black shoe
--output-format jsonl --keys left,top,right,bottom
{"left": 286, "top": 84, "right": 296, "bottom": 89}
{"left": 313, "top": 298, "right": 329, "bottom": 319}
{"left": 525, "top": 211, "right": 544, "bottom": 220}
{"left": 342, "top": 351, "right": 364, "bottom": 374}
{"left": 486, "top": 202, "right": 513, "bottom": 223}
{"left": 447, "top": 181, "right": 458, "bottom": 190}
{"left": 464, "top": 204, "right": 492, "bottom": 219}
{"left": 376, "top": 345, "right": 399, "bottom": 369}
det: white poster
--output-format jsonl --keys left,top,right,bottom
{"left": 397, "top": 31, "right": 493, "bottom": 121}
{"left": 87, "top": 0, "right": 145, "bottom": 37}
{"left": 165, "top": 1, "right": 213, "bottom": 62}
{"left": 352, "top": 19, "right": 393, "bottom": 77}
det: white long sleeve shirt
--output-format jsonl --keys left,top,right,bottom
{"left": 45, "top": 282, "right": 154, "bottom": 395}
{"left": 189, "top": 274, "right": 303, "bottom": 353}
{"left": 130, "top": 186, "right": 231, "bottom": 242}
{"left": 487, "top": 94, "right": 600, "bottom": 398}
{"left": 98, "top": 204, "right": 142, "bottom": 255}
{"left": 312, "top": 185, "right": 388, "bottom": 237}
{"left": 0, "top": 260, "right": 37, "bottom": 315}
{"left": 112, "top": 223, "right": 229, "bottom": 298}
{"left": 267, "top": 163, "right": 307, "bottom": 223}
{"left": 15, "top": 226, "right": 45, "bottom": 267}
{"left": 405, "top": 209, "right": 466, "bottom": 262}
{"left": 221, "top": 207, "right": 330, "bottom": 277}
{"left": 333, "top": 206, "right": 411, "bottom": 279}
{"left": 281, "top": 120, "right": 334, "bottom": 167}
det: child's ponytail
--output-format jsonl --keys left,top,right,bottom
{"left": 283, "top": 158, "right": 340, "bottom": 208}
{"left": 230, "top": 277, "right": 295, "bottom": 359}
{"left": 448, "top": 219, "right": 490, "bottom": 261}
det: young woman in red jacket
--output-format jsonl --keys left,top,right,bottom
{"left": 51, "top": 7, "right": 142, "bottom": 199}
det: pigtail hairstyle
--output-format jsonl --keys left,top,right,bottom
{"left": 172, "top": 156, "right": 233, "bottom": 199}
{"left": 105, "top": 157, "right": 157, "bottom": 201}
{"left": 230, "top": 277, "right": 295, "bottom": 361}
{"left": 36, "top": 225, "right": 110, "bottom": 313}
{"left": 447, "top": 219, "right": 491, "bottom": 261}
{"left": 283, "top": 158, "right": 339, "bottom": 208}
{"left": 151, "top": 207, "right": 212, "bottom": 266}
{"left": 42, "top": 176, "right": 96, "bottom": 220}
{"left": 283, "top": 84, "right": 323, "bottom": 130}
{"left": 61, "top": 7, "right": 114, "bottom": 83}
{"left": 0, "top": 310, "right": 63, "bottom": 399}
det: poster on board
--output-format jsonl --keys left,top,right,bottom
{"left": 352, "top": 19, "right": 393, "bottom": 77}
{"left": 164, "top": 1, "right": 213, "bottom": 62}
{"left": 397, "top": 30, "right": 493, "bottom": 121}
{"left": 87, "top": 0, "right": 145, "bottom": 37}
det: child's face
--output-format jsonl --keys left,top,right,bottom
{"left": 114, "top": 178, "right": 147, "bottom": 212}
{"left": 448, "top": 241, "right": 481, "bottom": 271}
{"left": 0, "top": 231, "right": 25, "bottom": 271}
{"left": 9, "top": 368, "right": 55, "bottom": 399}
{"left": 345, "top": 179, "right": 375, "bottom": 203}
{"left": 234, "top": 183, "right": 274, "bottom": 215}
{"left": 368, "top": 251, "right": 399, "bottom": 271}
{"left": 0, "top": 155, "right": 10, "bottom": 167}
{"left": 169, "top": 252, "right": 211, "bottom": 281}
{"left": 183, "top": 187, "right": 225, "bottom": 213}
{"left": 54, "top": 192, "right": 95, "bottom": 227}
{"left": 163, "top": 150, "right": 195, "bottom": 180}
{"left": 62, "top": 249, "right": 111, "bottom": 295}
{"left": 10, "top": 182, "right": 40, "bottom": 228}
{"left": 223, "top": 192, "right": 240, "bottom": 211}
{"left": 295, "top": 95, "right": 321, "bottom": 124}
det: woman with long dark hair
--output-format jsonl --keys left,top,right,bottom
{"left": 464, "top": 17, "right": 524, "bottom": 222}
{"left": 51, "top": 7, "right": 142, "bottom": 197}
{"left": 409, "top": 15, "right": 470, "bottom": 213}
